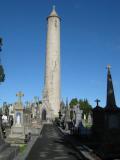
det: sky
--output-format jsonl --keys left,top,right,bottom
{"left": 0, "top": 0, "right": 120, "bottom": 107}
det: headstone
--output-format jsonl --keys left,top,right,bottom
{"left": 31, "top": 103, "right": 36, "bottom": 119}
{"left": 30, "top": 98, "right": 42, "bottom": 135}
{"left": 23, "top": 106, "right": 32, "bottom": 135}
{"left": 34, "top": 97, "right": 41, "bottom": 124}
{"left": 0, "top": 111, "right": 4, "bottom": 144}
{"left": 6, "top": 91, "right": 26, "bottom": 144}
{"left": 9, "top": 104, "right": 14, "bottom": 116}
{"left": 9, "top": 104, "right": 14, "bottom": 127}
{"left": 73, "top": 104, "right": 83, "bottom": 127}
{"left": 87, "top": 113, "right": 93, "bottom": 127}
{"left": 92, "top": 99, "right": 104, "bottom": 139}
{"left": 64, "top": 106, "right": 72, "bottom": 131}
{"left": 92, "top": 66, "right": 120, "bottom": 157}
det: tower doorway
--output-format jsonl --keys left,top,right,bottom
{"left": 42, "top": 109, "right": 46, "bottom": 121}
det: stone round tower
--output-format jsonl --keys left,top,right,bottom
{"left": 42, "top": 6, "right": 61, "bottom": 119}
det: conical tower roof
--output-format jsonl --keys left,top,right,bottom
{"left": 105, "top": 65, "right": 117, "bottom": 109}
{"left": 50, "top": 6, "right": 58, "bottom": 16}
{"left": 47, "top": 6, "right": 60, "bottom": 19}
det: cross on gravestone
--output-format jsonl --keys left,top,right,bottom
{"left": 16, "top": 91, "right": 24, "bottom": 104}
{"left": 95, "top": 99, "right": 100, "bottom": 106}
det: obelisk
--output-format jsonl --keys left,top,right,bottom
{"left": 43, "top": 6, "right": 60, "bottom": 117}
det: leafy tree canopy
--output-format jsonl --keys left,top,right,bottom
{"left": 69, "top": 98, "right": 78, "bottom": 108}
{"left": 69, "top": 98, "right": 92, "bottom": 117}
{"left": 0, "top": 65, "right": 5, "bottom": 82}
{"left": 79, "top": 99, "right": 92, "bottom": 117}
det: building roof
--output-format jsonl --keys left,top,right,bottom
{"left": 47, "top": 6, "right": 60, "bottom": 19}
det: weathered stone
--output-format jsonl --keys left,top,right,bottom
{"left": 41, "top": 6, "right": 61, "bottom": 119}
{"left": 6, "top": 92, "right": 26, "bottom": 144}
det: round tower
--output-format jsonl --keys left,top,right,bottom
{"left": 43, "top": 6, "right": 61, "bottom": 118}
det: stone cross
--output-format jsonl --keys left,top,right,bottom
{"left": 16, "top": 91, "right": 24, "bottom": 104}
{"left": 95, "top": 99, "right": 100, "bottom": 106}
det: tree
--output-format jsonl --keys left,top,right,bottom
{"left": 79, "top": 99, "right": 92, "bottom": 117}
{"left": 0, "top": 65, "right": 5, "bottom": 82}
{"left": 69, "top": 98, "right": 92, "bottom": 118}
{"left": 69, "top": 98, "right": 78, "bottom": 108}
{"left": 0, "top": 37, "right": 5, "bottom": 83}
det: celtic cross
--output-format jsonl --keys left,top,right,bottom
{"left": 16, "top": 91, "right": 24, "bottom": 104}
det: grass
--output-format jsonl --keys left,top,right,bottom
{"left": 19, "top": 144, "right": 27, "bottom": 153}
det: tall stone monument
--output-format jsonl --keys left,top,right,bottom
{"left": 92, "top": 65, "right": 120, "bottom": 157}
{"left": 7, "top": 91, "right": 26, "bottom": 144}
{"left": 42, "top": 6, "right": 61, "bottom": 120}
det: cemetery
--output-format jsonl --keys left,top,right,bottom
{"left": 0, "top": 91, "right": 43, "bottom": 159}
{"left": 0, "top": 3, "right": 120, "bottom": 160}
{"left": 0, "top": 40, "right": 120, "bottom": 160}
{"left": 0, "top": 55, "right": 120, "bottom": 160}
{"left": 1, "top": 64, "right": 120, "bottom": 159}
{"left": 55, "top": 65, "right": 120, "bottom": 160}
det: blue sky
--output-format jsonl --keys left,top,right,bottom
{"left": 0, "top": 0, "right": 120, "bottom": 107}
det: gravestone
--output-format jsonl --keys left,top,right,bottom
{"left": 34, "top": 97, "right": 41, "bottom": 124}
{"left": 73, "top": 104, "right": 83, "bottom": 128}
{"left": 7, "top": 91, "right": 26, "bottom": 144}
{"left": 31, "top": 102, "right": 36, "bottom": 119}
{"left": 80, "top": 113, "right": 92, "bottom": 136}
{"left": 9, "top": 104, "right": 14, "bottom": 118}
{"left": 92, "top": 66, "right": 120, "bottom": 158}
{"left": 87, "top": 112, "right": 93, "bottom": 127}
{"left": 30, "top": 97, "right": 42, "bottom": 135}
{"left": 0, "top": 111, "right": 4, "bottom": 145}
{"left": 70, "top": 104, "right": 83, "bottom": 135}
{"left": 64, "top": 107, "right": 70, "bottom": 129}
{"left": 8, "top": 104, "right": 14, "bottom": 127}
{"left": 92, "top": 99, "right": 104, "bottom": 139}
{"left": 23, "top": 106, "right": 32, "bottom": 135}
{"left": 0, "top": 109, "right": 17, "bottom": 159}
